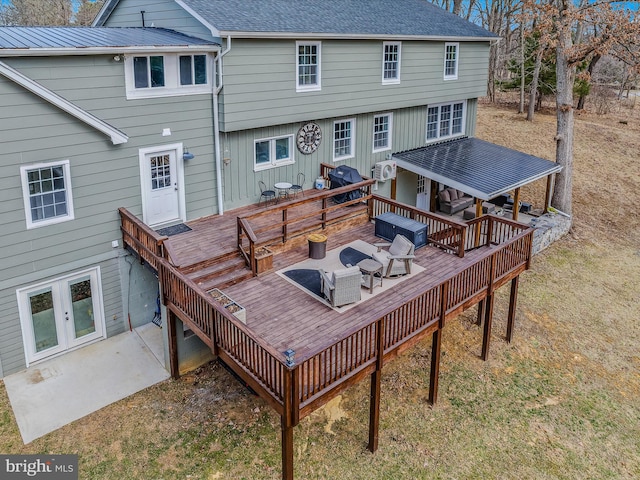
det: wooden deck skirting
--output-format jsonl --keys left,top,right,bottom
{"left": 119, "top": 191, "right": 533, "bottom": 480}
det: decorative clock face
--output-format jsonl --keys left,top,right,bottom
{"left": 296, "top": 122, "right": 322, "bottom": 154}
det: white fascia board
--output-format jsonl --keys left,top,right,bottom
{"left": 219, "top": 31, "right": 497, "bottom": 42}
{"left": 174, "top": 0, "right": 221, "bottom": 39}
{"left": 0, "top": 60, "right": 128, "bottom": 145}
{"left": 91, "top": 0, "right": 120, "bottom": 26}
{"left": 0, "top": 45, "right": 220, "bottom": 57}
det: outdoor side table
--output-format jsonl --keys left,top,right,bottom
{"left": 274, "top": 182, "right": 292, "bottom": 201}
{"left": 357, "top": 258, "right": 383, "bottom": 293}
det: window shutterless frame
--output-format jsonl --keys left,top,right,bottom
{"left": 426, "top": 101, "right": 466, "bottom": 142}
{"left": 254, "top": 134, "right": 295, "bottom": 171}
{"left": 444, "top": 42, "right": 459, "bottom": 80}
{"left": 373, "top": 113, "right": 393, "bottom": 153}
{"left": 296, "top": 41, "right": 321, "bottom": 92}
{"left": 382, "top": 42, "right": 401, "bottom": 84}
{"left": 20, "top": 159, "right": 74, "bottom": 229}
{"left": 333, "top": 118, "right": 356, "bottom": 161}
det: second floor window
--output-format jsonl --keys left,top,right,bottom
{"left": 125, "top": 53, "right": 211, "bottom": 99}
{"left": 333, "top": 119, "right": 355, "bottom": 161}
{"left": 444, "top": 43, "right": 459, "bottom": 80}
{"left": 373, "top": 113, "right": 392, "bottom": 152}
{"left": 382, "top": 42, "right": 401, "bottom": 84}
{"left": 297, "top": 41, "right": 321, "bottom": 92}
{"left": 134, "top": 56, "right": 165, "bottom": 88}
{"left": 179, "top": 55, "right": 207, "bottom": 86}
{"left": 426, "top": 101, "right": 465, "bottom": 141}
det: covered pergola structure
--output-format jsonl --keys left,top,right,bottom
{"left": 392, "top": 137, "right": 563, "bottom": 221}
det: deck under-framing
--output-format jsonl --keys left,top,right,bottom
{"left": 119, "top": 184, "right": 532, "bottom": 480}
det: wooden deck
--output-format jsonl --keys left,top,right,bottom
{"left": 119, "top": 180, "right": 532, "bottom": 480}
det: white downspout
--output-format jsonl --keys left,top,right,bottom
{"left": 213, "top": 36, "right": 232, "bottom": 215}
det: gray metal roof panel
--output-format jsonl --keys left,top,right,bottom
{"left": 180, "top": 0, "right": 496, "bottom": 38}
{"left": 0, "top": 26, "right": 220, "bottom": 50}
{"left": 392, "top": 138, "right": 562, "bottom": 201}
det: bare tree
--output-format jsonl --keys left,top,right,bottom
{"left": 526, "top": 0, "right": 640, "bottom": 216}
{"left": 0, "top": 0, "right": 73, "bottom": 26}
{"left": 74, "top": 0, "right": 104, "bottom": 26}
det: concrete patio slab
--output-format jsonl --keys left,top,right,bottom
{"left": 3, "top": 326, "right": 169, "bottom": 444}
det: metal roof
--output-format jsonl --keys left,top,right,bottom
{"left": 97, "top": 0, "right": 497, "bottom": 40}
{"left": 392, "top": 137, "right": 562, "bottom": 201}
{"left": 0, "top": 26, "right": 220, "bottom": 53}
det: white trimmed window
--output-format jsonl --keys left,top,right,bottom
{"left": 444, "top": 43, "right": 459, "bottom": 80}
{"left": 125, "top": 53, "right": 211, "bottom": 99}
{"left": 333, "top": 118, "right": 355, "bottom": 161}
{"left": 382, "top": 42, "right": 401, "bottom": 84}
{"left": 426, "top": 101, "right": 465, "bottom": 141}
{"left": 20, "top": 160, "right": 74, "bottom": 229}
{"left": 373, "top": 113, "right": 393, "bottom": 152}
{"left": 296, "top": 41, "right": 321, "bottom": 92}
{"left": 254, "top": 135, "right": 295, "bottom": 170}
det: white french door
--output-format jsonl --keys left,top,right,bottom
{"left": 140, "top": 144, "right": 185, "bottom": 227}
{"left": 18, "top": 268, "right": 106, "bottom": 365}
{"left": 416, "top": 175, "right": 430, "bottom": 211}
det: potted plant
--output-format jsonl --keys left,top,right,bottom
{"left": 253, "top": 246, "right": 273, "bottom": 275}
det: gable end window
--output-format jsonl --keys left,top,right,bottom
{"left": 125, "top": 53, "right": 210, "bottom": 99}
{"left": 20, "top": 160, "right": 74, "bottom": 229}
{"left": 255, "top": 135, "right": 295, "bottom": 171}
{"left": 426, "top": 101, "right": 465, "bottom": 142}
{"left": 382, "top": 42, "right": 401, "bottom": 84}
{"left": 296, "top": 41, "right": 321, "bottom": 92}
{"left": 373, "top": 113, "right": 393, "bottom": 152}
{"left": 444, "top": 43, "right": 459, "bottom": 80}
{"left": 333, "top": 118, "right": 355, "bottom": 161}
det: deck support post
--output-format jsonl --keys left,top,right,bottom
{"left": 167, "top": 309, "right": 179, "bottom": 379}
{"left": 481, "top": 293, "right": 495, "bottom": 361}
{"left": 506, "top": 276, "right": 519, "bottom": 342}
{"left": 428, "top": 329, "right": 442, "bottom": 405}
{"left": 475, "top": 298, "right": 485, "bottom": 326}
{"left": 281, "top": 416, "right": 294, "bottom": 480}
{"left": 368, "top": 318, "right": 385, "bottom": 452}
{"left": 544, "top": 174, "right": 554, "bottom": 212}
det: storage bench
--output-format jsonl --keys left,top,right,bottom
{"left": 374, "top": 212, "right": 428, "bottom": 249}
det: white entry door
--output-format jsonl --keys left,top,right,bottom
{"left": 140, "top": 145, "right": 183, "bottom": 227}
{"left": 18, "top": 268, "right": 106, "bottom": 365}
{"left": 416, "top": 175, "right": 431, "bottom": 211}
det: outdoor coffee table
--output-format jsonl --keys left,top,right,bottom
{"left": 357, "top": 258, "right": 383, "bottom": 293}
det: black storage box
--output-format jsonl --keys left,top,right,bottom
{"left": 519, "top": 202, "right": 532, "bottom": 213}
{"left": 375, "top": 212, "right": 428, "bottom": 249}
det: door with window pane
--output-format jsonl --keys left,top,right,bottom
{"left": 19, "top": 269, "right": 105, "bottom": 365}
{"left": 143, "top": 149, "right": 180, "bottom": 226}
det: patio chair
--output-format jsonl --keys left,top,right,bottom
{"left": 290, "top": 172, "right": 305, "bottom": 197}
{"left": 372, "top": 234, "right": 416, "bottom": 278}
{"left": 319, "top": 266, "right": 362, "bottom": 307}
{"left": 258, "top": 180, "right": 276, "bottom": 206}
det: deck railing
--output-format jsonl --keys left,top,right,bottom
{"left": 119, "top": 205, "right": 533, "bottom": 424}
{"left": 292, "top": 225, "right": 533, "bottom": 414}
{"left": 370, "top": 195, "right": 468, "bottom": 257}
{"left": 119, "top": 207, "right": 168, "bottom": 270}
{"left": 237, "top": 178, "right": 375, "bottom": 275}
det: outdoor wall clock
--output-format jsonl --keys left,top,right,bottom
{"left": 296, "top": 122, "right": 322, "bottom": 154}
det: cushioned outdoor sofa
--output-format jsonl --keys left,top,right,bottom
{"left": 438, "top": 187, "right": 474, "bottom": 215}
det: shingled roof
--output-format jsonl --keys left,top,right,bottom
{"left": 95, "top": 0, "right": 496, "bottom": 40}
{"left": 0, "top": 26, "right": 219, "bottom": 54}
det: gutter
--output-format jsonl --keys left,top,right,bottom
{"left": 212, "top": 37, "right": 231, "bottom": 215}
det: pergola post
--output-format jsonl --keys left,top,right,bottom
{"left": 512, "top": 187, "right": 520, "bottom": 221}
{"left": 167, "top": 309, "right": 180, "bottom": 379}
{"left": 506, "top": 276, "right": 520, "bottom": 343}
{"left": 544, "top": 174, "right": 554, "bottom": 212}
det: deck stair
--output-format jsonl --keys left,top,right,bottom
{"left": 182, "top": 251, "right": 254, "bottom": 291}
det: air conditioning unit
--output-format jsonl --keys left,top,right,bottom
{"left": 373, "top": 160, "right": 397, "bottom": 181}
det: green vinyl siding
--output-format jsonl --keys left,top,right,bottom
{"left": 219, "top": 39, "right": 489, "bottom": 132}
{"left": 102, "top": 0, "right": 214, "bottom": 39}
